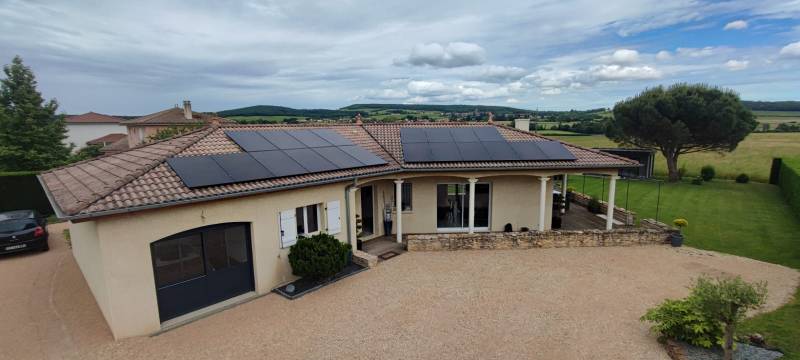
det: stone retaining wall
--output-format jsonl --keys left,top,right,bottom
{"left": 406, "top": 227, "right": 676, "bottom": 251}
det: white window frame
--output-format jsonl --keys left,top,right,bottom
{"left": 435, "top": 182, "right": 492, "bottom": 232}
{"left": 296, "top": 204, "right": 322, "bottom": 237}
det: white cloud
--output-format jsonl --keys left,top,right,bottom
{"left": 406, "top": 80, "right": 452, "bottom": 96}
{"left": 724, "top": 59, "right": 749, "bottom": 71}
{"left": 589, "top": 64, "right": 662, "bottom": 81}
{"left": 506, "top": 98, "right": 520, "bottom": 103}
{"left": 656, "top": 50, "right": 672, "bottom": 61}
{"left": 397, "top": 42, "right": 486, "bottom": 68}
{"left": 723, "top": 20, "right": 748, "bottom": 30}
{"left": 541, "top": 88, "right": 563, "bottom": 95}
{"left": 779, "top": 41, "right": 800, "bottom": 58}
{"left": 522, "top": 63, "right": 662, "bottom": 95}
{"left": 364, "top": 88, "right": 409, "bottom": 99}
{"left": 465, "top": 65, "right": 527, "bottom": 82}
{"left": 599, "top": 49, "right": 640, "bottom": 65}
{"left": 676, "top": 46, "right": 715, "bottom": 57}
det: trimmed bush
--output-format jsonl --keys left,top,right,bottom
{"left": 288, "top": 233, "right": 351, "bottom": 280}
{"left": 691, "top": 177, "right": 703, "bottom": 185}
{"left": 779, "top": 159, "right": 800, "bottom": 217}
{"left": 735, "top": 173, "right": 750, "bottom": 184}
{"left": 587, "top": 196, "right": 602, "bottom": 214}
{"left": 700, "top": 165, "right": 716, "bottom": 181}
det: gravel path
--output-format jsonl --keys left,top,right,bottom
{"left": 1, "top": 226, "right": 797, "bottom": 360}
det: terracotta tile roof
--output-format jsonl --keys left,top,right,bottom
{"left": 120, "top": 107, "right": 235, "bottom": 126}
{"left": 86, "top": 133, "right": 127, "bottom": 145}
{"left": 66, "top": 112, "right": 124, "bottom": 124}
{"left": 39, "top": 122, "right": 637, "bottom": 220}
{"left": 99, "top": 137, "right": 131, "bottom": 154}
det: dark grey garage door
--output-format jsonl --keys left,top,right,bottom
{"left": 151, "top": 222, "right": 255, "bottom": 322}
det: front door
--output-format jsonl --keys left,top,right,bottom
{"left": 436, "top": 183, "right": 490, "bottom": 230}
{"left": 151, "top": 223, "right": 254, "bottom": 322}
{"left": 360, "top": 185, "right": 374, "bottom": 235}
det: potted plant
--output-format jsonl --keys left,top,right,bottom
{"left": 671, "top": 218, "right": 688, "bottom": 247}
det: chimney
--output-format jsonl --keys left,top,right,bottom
{"left": 515, "top": 118, "right": 531, "bottom": 132}
{"left": 183, "top": 100, "right": 192, "bottom": 120}
{"left": 355, "top": 113, "right": 363, "bottom": 125}
{"left": 487, "top": 112, "right": 494, "bottom": 124}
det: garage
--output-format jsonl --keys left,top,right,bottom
{"left": 150, "top": 222, "right": 255, "bottom": 322}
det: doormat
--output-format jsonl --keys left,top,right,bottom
{"left": 379, "top": 251, "right": 400, "bottom": 260}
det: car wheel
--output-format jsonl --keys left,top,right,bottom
{"left": 41, "top": 242, "right": 49, "bottom": 252}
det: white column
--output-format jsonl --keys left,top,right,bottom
{"left": 394, "top": 179, "right": 404, "bottom": 243}
{"left": 561, "top": 174, "right": 568, "bottom": 215}
{"left": 538, "top": 176, "right": 549, "bottom": 231}
{"left": 468, "top": 178, "right": 478, "bottom": 233}
{"left": 606, "top": 175, "right": 619, "bottom": 230}
{"left": 347, "top": 187, "right": 358, "bottom": 248}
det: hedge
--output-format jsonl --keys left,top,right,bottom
{"left": 779, "top": 159, "right": 800, "bottom": 217}
{"left": 0, "top": 172, "right": 54, "bottom": 215}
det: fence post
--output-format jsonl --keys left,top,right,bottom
{"left": 582, "top": 175, "right": 586, "bottom": 194}
{"left": 655, "top": 181, "right": 662, "bottom": 222}
{"left": 625, "top": 177, "right": 630, "bottom": 210}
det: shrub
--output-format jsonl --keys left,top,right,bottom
{"left": 700, "top": 165, "right": 716, "bottom": 181}
{"left": 587, "top": 196, "right": 602, "bottom": 213}
{"left": 288, "top": 233, "right": 351, "bottom": 280}
{"left": 641, "top": 297, "right": 723, "bottom": 348}
{"left": 692, "top": 276, "right": 767, "bottom": 360}
{"left": 735, "top": 173, "right": 749, "bottom": 184}
{"left": 691, "top": 177, "right": 703, "bottom": 185}
{"left": 678, "top": 164, "right": 687, "bottom": 179}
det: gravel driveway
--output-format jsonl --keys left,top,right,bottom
{"left": 1, "top": 223, "right": 797, "bottom": 360}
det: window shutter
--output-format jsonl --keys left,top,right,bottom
{"left": 279, "top": 209, "right": 298, "bottom": 247}
{"left": 326, "top": 201, "right": 341, "bottom": 234}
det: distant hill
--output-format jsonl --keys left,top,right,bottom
{"left": 217, "top": 105, "right": 361, "bottom": 118}
{"left": 742, "top": 101, "right": 800, "bottom": 112}
{"left": 342, "top": 103, "right": 534, "bottom": 115}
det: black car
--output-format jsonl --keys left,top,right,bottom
{"left": 0, "top": 210, "right": 49, "bottom": 255}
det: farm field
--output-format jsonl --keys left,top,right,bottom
{"left": 226, "top": 115, "right": 309, "bottom": 123}
{"left": 754, "top": 110, "right": 800, "bottom": 130}
{"left": 551, "top": 132, "right": 800, "bottom": 182}
{"left": 570, "top": 175, "right": 800, "bottom": 358}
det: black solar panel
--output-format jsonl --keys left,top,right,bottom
{"left": 398, "top": 126, "right": 576, "bottom": 163}
{"left": 339, "top": 145, "right": 386, "bottom": 166}
{"left": 455, "top": 142, "right": 491, "bottom": 161}
{"left": 259, "top": 130, "right": 305, "bottom": 149}
{"left": 509, "top": 142, "right": 547, "bottom": 161}
{"left": 311, "top": 129, "right": 353, "bottom": 146}
{"left": 312, "top": 146, "right": 363, "bottom": 168}
{"left": 250, "top": 150, "right": 307, "bottom": 177}
{"left": 211, "top": 152, "right": 274, "bottom": 182}
{"left": 167, "top": 156, "right": 234, "bottom": 188}
{"left": 429, "top": 142, "right": 462, "bottom": 161}
{"left": 225, "top": 131, "right": 277, "bottom": 152}
{"left": 483, "top": 141, "right": 519, "bottom": 161}
{"left": 284, "top": 148, "right": 338, "bottom": 173}
{"left": 425, "top": 128, "right": 454, "bottom": 143}
{"left": 400, "top": 128, "right": 427, "bottom": 143}
{"left": 450, "top": 128, "right": 479, "bottom": 142}
{"left": 288, "top": 130, "right": 332, "bottom": 148}
{"left": 537, "top": 140, "right": 578, "bottom": 160}
{"left": 401, "top": 142, "right": 432, "bottom": 162}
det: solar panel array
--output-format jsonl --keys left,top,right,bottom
{"left": 167, "top": 129, "right": 387, "bottom": 188}
{"left": 400, "top": 127, "right": 577, "bottom": 163}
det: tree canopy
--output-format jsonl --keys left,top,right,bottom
{"left": 0, "top": 56, "right": 71, "bottom": 171}
{"left": 607, "top": 84, "right": 756, "bottom": 181}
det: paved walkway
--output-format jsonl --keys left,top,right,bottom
{"left": 1, "top": 223, "right": 797, "bottom": 360}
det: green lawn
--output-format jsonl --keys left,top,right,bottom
{"left": 571, "top": 175, "right": 800, "bottom": 357}
{"left": 553, "top": 133, "right": 800, "bottom": 183}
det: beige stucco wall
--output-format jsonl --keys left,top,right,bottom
{"left": 69, "top": 220, "right": 113, "bottom": 327}
{"left": 77, "top": 182, "right": 348, "bottom": 338}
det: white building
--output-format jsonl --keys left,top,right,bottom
{"left": 65, "top": 112, "right": 125, "bottom": 149}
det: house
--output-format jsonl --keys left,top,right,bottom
{"left": 85, "top": 133, "right": 127, "bottom": 148}
{"left": 38, "top": 118, "right": 638, "bottom": 339}
{"left": 64, "top": 112, "right": 125, "bottom": 149}
{"left": 121, "top": 101, "right": 234, "bottom": 148}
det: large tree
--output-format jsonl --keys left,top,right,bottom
{"left": 0, "top": 56, "right": 71, "bottom": 171}
{"left": 607, "top": 84, "right": 756, "bottom": 181}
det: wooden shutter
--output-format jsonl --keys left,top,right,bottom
{"left": 279, "top": 209, "right": 298, "bottom": 247}
{"left": 326, "top": 201, "right": 341, "bottom": 234}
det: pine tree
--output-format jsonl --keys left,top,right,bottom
{"left": 0, "top": 56, "right": 71, "bottom": 171}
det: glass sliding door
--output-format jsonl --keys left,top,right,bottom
{"left": 436, "top": 183, "right": 490, "bottom": 231}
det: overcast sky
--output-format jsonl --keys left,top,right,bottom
{"left": 2, "top": 0, "right": 800, "bottom": 114}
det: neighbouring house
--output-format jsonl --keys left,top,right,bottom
{"left": 64, "top": 112, "right": 125, "bottom": 149}
{"left": 594, "top": 148, "right": 656, "bottom": 178}
{"left": 85, "top": 133, "right": 128, "bottom": 148}
{"left": 38, "top": 117, "right": 639, "bottom": 339}
{"left": 121, "top": 101, "right": 234, "bottom": 148}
